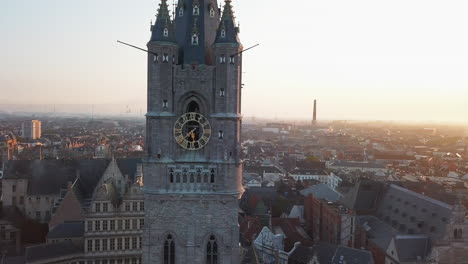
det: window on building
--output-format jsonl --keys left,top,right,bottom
{"left": 103, "top": 220, "right": 108, "bottom": 231}
{"left": 87, "top": 221, "right": 93, "bottom": 232}
{"left": 132, "top": 219, "right": 137, "bottom": 230}
{"left": 95, "top": 221, "right": 101, "bottom": 231}
{"left": 110, "top": 238, "right": 116, "bottom": 251}
{"left": 210, "top": 7, "right": 215, "bottom": 17}
{"left": 153, "top": 54, "right": 159, "bottom": 63}
{"left": 125, "top": 219, "right": 130, "bottom": 230}
{"left": 140, "top": 219, "right": 145, "bottom": 229}
{"left": 219, "top": 89, "right": 225, "bottom": 97}
{"left": 163, "top": 28, "right": 169, "bottom": 37}
{"left": 164, "top": 235, "right": 175, "bottom": 264}
{"left": 87, "top": 240, "right": 93, "bottom": 252}
{"left": 95, "top": 239, "right": 101, "bottom": 251}
{"left": 125, "top": 237, "right": 130, "bottom": 250}
{"left": 193, "top": 6, "right": 199, "bottom": 15}
{"left": 163, "top": 54, "right": 169, "bottom": 63}
{"left": 192, "top": 34, "right": 199, "bottom": 45}
{"left": 218, "top": 130, "right": 224, "bottom": 139}
{"left": 229, "top": 56, "right": 235, "bottom": 64}
{"left": 206, "top": 235, "right": 218, "bottom": 264}
{"left": 96, "top": 203, "right": 101, "bottom": 213}
{"left": 221, "top": 29, "right": 226, "bottom": 38}
{"left": 163, "top": 100, "right": 169, "bottom": 110}
{"left": 103, "top": 239, "right": 108, "bottom": 251}
{"left": 140, "top": 202, "right": 144, "bottom": 211}
{"left": 133, "top": 202, "right": 138, "bottom": 212}
{"left": 118, "top": 220, "right": 123, "bottom": 230}
{"left": 219, "top": 55, "right": 226, "bottom": 64}
{"left": 132, "top": 237, "right": 137, "bottom": 249}
{"left": 19, "top": 196, "right": 24, "bottom": 205}
{"left": 45, "top": 211, "right": 51, "bottom": 219}
{"left": 35, "top": 211, "right": 41, "bottom": 220}
{"left": 178, "top": 8, "right": 184, "bottom": 17}
{"left": 125, "top": 203, "right": 131, "bottom": 211}
{"left": 103, "top": 203, "right": 109, "bottom": 212}
{"left": 110, "top": 220, "right": 115, "bottom": 231}
{"left": 117, "top": 238, "right": 123, "bottom": 250}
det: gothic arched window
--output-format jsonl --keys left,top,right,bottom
{"left": 209, "top": 7, "right": 215, "bottom": 17}
{"left": 206, "top": 235, "right": 218, "bottom": 264}
{"left": 164, "top": 235, "right": 175, "bottom": 264}
{"left": 187, "top": 101, "right": 200, "bottom": 113}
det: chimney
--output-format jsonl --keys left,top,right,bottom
{"left": 312, "top": 99, "right": 317, "bottom": 126}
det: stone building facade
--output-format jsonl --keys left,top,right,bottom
{"left": 142, "top": 0, "right": 244, "bottom": 263}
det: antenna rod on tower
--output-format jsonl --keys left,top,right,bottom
{"left": 117, "top": 40, "right": 158, "bottom": 56}
{"left": 230, "top": 44, "right": 260, "bottom": 57}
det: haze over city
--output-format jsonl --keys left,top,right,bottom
{"left": 2, "top": 0, "right": 468, "bottom": 123}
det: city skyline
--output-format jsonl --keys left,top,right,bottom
{"left": 2, "top": 0, "right": 468, "bottom": 123}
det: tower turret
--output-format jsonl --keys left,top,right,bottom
{"left": 214, "top": 0, "right": 240, "bottom": 45}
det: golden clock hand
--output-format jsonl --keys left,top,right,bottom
{"left": 185, "top": 128, "right": 197, "bottom": 139}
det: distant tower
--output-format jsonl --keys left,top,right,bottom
{"left": 312, "top": 99, "right": 317, "bottom": 126}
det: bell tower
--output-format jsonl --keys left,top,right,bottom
{"left": 143, "top": 0, "right": 244, "bottom": 263}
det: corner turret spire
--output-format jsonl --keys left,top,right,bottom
{"left": 214, "top": 0, "right": 240, "bottom": 45}
{"left": 150, "top": 0, "right": 176, "bottom": 43}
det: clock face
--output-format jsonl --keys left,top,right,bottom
{"left": 174, "top": 112, "right": 212, "bottom": 150}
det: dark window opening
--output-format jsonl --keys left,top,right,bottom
{"left": 164, "top": 235, "right": 175, "bottom": 264}
{"left": 206, "top": 235, "right": 218, "bottom": 264}
{"left": 187, "top": 101, "right": 200, "bottom": 113}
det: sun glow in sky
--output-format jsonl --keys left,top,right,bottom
{"left": 1, "top": 0, "right": 468, "bottom": 123}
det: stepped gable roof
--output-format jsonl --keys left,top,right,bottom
{"left": 300, "top": 183, "right": 342, "bottom": 202}
{"left": 393, "top": 235, "right": 431, "bottom": 262}
{"left": 331, "top": 246, "right": 374, "bottom": 264}
{"left": 25, "top": 241, "right": 83, "bottom": 263}
{"left": 340, "top": 180, "right": 384, "bottom": 211}
{"left": 47, "top": 221, "right": 84, "bottom": 239}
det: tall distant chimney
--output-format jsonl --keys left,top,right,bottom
{"left": 312, "top": 99, "right": 317, "bottom": 126}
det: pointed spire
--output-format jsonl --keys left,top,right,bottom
{"left": 214, "top": 0, "right": 240, "bottom": 45}
{"left": 150, "top": 0, "right": 177, "bottom": 43}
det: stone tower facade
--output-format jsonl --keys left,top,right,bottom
{"left": 142, "top": 0, "right": 244, "bottom": 263}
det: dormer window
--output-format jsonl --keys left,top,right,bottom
{"left": 220, "top": 89, "right": 225, "bottom": 97}
{"left": 179, "top": 8, "right": 184, "bottom": 16}
{"left": 209, "top": 7, "right": 215, "bottom": 17}
{"left": 219, "top": 55, "right": 226, "bottom": 64}
{"left": 229, "top": 56, "right": 235, "bottom": 64}
{"left": 192, "top": 34, "right": 199, "bottom": 45}
{"left": 163, "top": 28, "right": 169, "bottom": 37}
{"left": 221, "top": 29, "right": 226, "bottom": 38}
{"left": 193, "top": 6, "right": 200, "bottom": 15}
{"left": 163, "top": 54, "right": 169, "bottom": 63}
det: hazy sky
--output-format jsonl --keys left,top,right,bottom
{"left": 1, "top": 0, "right": 468, "bottom": 123}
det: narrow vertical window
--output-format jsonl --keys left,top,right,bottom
{"left": 179, "top": 8, "right": 184, "bottom": 17}
{"left": 209, "top": 8, "right": 215, "bottom": 17}
{"left": 163, "top": 99, "right": 168, "bottom": 109}
{"left": 206, "top": 235, "right": 218, "bottom": 264}
{"left": 153, "top": 54, "right": 159, "bottom": 63}
{"left": 164, "top": 235, "right": 175, "bottom": 264}
{"left": 221, "top": 30, "right": 226, "bottom": 38}
{"left": 219, "top": 55, "right": 226, "bottom": 64}
{"left": 163, "top": 54, "right": 169, "bottom": 63}
{"left": 163, "top": 28, "right": 169, "bottom": 37}
{"left": 218, "top": 130, "right": 224, "bottom": 139}
{"left": 192, "top": 34, "right": 199, "bottom": 45}
{"left": 193, "top": 6, "right": 200, "bottom": 15}
{"left": 219, "top": 89, "right": 225, "bottom": 97}
{"left": 229, "top": 56, "right": 235, "bottom": 64}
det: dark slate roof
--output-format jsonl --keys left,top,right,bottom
{"left": 394, "top": 235, "right": 431, "bottom": 262}
{"left": 3, "top": 159, "right": 140, "bottom": 199}
{"left": 376, "top": 184, "right": 452, "bottom": 240}
{"left": 288, "top": 244, "right": 314, "bottom": 263}
{"left": 174, "top": 0, "right": 221, "bottom": 65}
{"left": 214, "top": 0, "right": 240, "bottom": 45}
{"left": 25, "top": 241, "right": 83, "bottom": 263}
{"left": 311, "top": 242, "right": 339, "bottom": 264}
{"left": 331, "top": 246, "right": 374, "bottom": 264}
{"left": 47, "top": 221, "right": 84, "bottom": 239}
{"left": 300, "top": 184, "right": 342, "bottom": 202}
{"left": 340, "top": 180, "right": 384, "bottom": 211}
{"left": 150, "top": 0, "right": 177, "bottom": 43}
{"left": 357, "top": 215, "right": 399, "bottom": 250}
